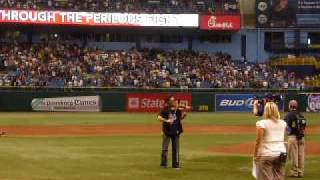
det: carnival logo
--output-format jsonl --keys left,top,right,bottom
{"left": 308, "top": 94, "right": 320, "bottom": 112}
{"left": 208, "top": 16, "right": 233, "bottom": 29}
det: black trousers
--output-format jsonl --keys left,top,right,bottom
{"left": 160, "top": 134, "right": 180, "bottom": 168}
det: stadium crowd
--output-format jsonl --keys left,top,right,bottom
{"left": 0, "top": 41, "right": 306, "bottom": 89}
{"left": 0, "top": 0, "right": 240, "bottom": 14}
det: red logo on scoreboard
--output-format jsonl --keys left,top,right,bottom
{"left": 200, "top": 15, "right": 241, "bottom": 30}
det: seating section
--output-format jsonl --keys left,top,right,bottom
{"left": 0, "top": 41, "right": 308, "bottom": 89}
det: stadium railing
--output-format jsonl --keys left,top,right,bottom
{"left": 270, "top": 57, "right": 317, "bottom": 67}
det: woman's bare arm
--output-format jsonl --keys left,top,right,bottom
{"left": 254, "top": 127, "right": 265, "bottom": 159}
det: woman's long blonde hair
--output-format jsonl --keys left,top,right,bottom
{"left": 264, "top": 102, "right": 281, "bottom": 121}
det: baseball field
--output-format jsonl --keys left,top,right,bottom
{"left": 0, "top": 112, "right": 319, "bottom": 180}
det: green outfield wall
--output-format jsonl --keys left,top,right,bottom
{"left": 0, "top": 87, "right": 316, "bottom": 112}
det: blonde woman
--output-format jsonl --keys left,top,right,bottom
{"left": 253, "top": 102, "right": 287, "bottom": 180}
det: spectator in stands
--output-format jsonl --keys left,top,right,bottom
{"left": 0, "top": 40, "right": 309, "bottom": 89}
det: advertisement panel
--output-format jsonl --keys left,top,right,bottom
{"left": 31, "top": 96, "right": 101, "bottom": 112}
{"left": 297, "top": 0, "right": 320, "bottom": 13}
{"left": 306, "top": 94, "right": 320, "bottom": 112}
{"left": 256, "top": 0, "right": 320, "bottom": 27}
{"left": 215, "top": 94, "right": 255, "bottom": 112}
{"left": 191, "top": 93, "right": 214, "bottom": 112}
{"left": 296, "top": 14, "right": 320, "bottom": 26}
{"left": 127, "top": 93, "right": 192, "bottom": 112}
{"left": 215, "top": 94, "right": 284, "bottom": 112}
{"left": 0, "top": 9, "right": 198, "bottom": 27}
{"left": 256, "top": 0, "right": 270, "bottom": 27}
{"left": 200, "top": 15, "right": 241, "bottom": 30}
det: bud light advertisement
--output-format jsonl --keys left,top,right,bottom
{"left": 215, "top": 94, "right": 284, "bottom": 112}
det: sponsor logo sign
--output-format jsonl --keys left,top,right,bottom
{"left": 0, "top": 9, "right": 198, "bottom": 27}
{"left": 307, "top": 94, "right": 320, "bottom": 112}
{"left": 31, "top": 96, "right": 101, "bottom": 112}
{"left": 200, "top": 15, "right": 241, "bottom": 30}
{"left": 216, "top": 94, "right": 255, "bottom": 112}
{"left": 215, "top": 94, "right": 284, "bottom": 112}
{"left": 127, "top": 93, "right": 192, "bottom": 112}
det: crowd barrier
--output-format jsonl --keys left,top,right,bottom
{"left": 0, "top": 87, "right": 318, "bottom": 112}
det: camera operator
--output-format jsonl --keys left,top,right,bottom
{"left": 285, "top": 100, "right": 306, "bottom": 178}
{"left": 253, "top": 99, "right": 265, "bottom": 117}
{"left": 253, "top": 94, "right": 282, "bottom": 117}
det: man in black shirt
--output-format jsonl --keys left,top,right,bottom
{"left": 158, "top": 96, "right": 187, "bottom": 169}
{"left": 284, "top": 100, "right": 306, "bottom": 178}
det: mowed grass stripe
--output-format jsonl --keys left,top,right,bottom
{"left": 0, "top": 135, "right": 319, "bottom": 180}
{"left": 0, "top": 112, "right": 319, "bottom": 126}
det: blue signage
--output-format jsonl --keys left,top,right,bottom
{"left": 215, "top": 94, "right": 284, "bottom": 112}
{"left": 216, "top": 94, "right": 255, "bottom": 112}
{"left": 297, "top": 14, "right": 320, "bottom": 26}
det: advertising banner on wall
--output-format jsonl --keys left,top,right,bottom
{"left": 31, "top": 96, "right": 101, "bottom": 112}
{"left": 306, "top": 94, "right": 320, "bottom": 112}
{"left": 215, "top": 94, "right": 284, "bottom": 112}
{"left": 126, "top": 93, "right": 192, "bottom": 112}
{"left": 200, "top": 15, "right": 241, "bottom": 30}
{"left": 0, "top": 9, "right": 199, "bottom": 27}
{"left": 256, "top": 0, "right": 320, "bottom": 28}
{"left": 216, "top": 94, "right": 255, "bottom": 112}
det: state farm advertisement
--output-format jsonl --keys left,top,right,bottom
{"left": 127, "top": 93, "right": 192, "bottom": 112}
{"left": 0, "top": 9, "right": 198, "bottom": 27}
{"left": 200, "top": 15, "right": 241, "bottom": 30}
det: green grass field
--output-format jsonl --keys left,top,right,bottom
{"left": 0, "top": 112, "right": 319, "bottom": 180}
